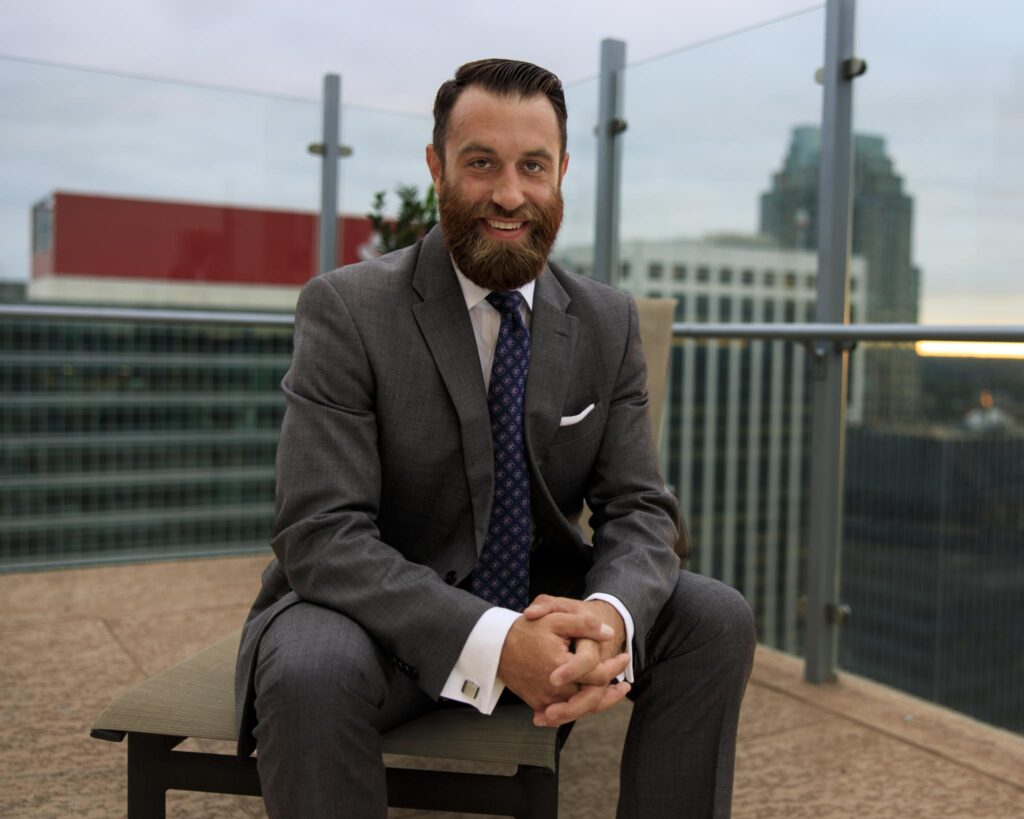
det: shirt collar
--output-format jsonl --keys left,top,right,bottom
{"left": 452, "top": 257, "right": 535, "bottom": 313}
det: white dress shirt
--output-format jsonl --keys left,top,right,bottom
{"left": 439, "top": 264, "right": 636, "bottom": 713}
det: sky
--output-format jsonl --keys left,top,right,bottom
{"left": 1, "top": 0, "right": 1022, "bottom": 325}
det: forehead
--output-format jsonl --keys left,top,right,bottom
{"left": 445, "top": 86, "right": 560, "bottom": 157}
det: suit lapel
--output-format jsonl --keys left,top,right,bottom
{"left": 411, "top": 229, "right": 493, "bottom": 556}
{"left": 525, "top": 266, "right": 578, "bottom": 467}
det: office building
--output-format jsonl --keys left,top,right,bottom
{"left": 558, "top": 236, "right": 867, "bottom": 652}
{"left": 760, "top": 125, "right": 922, "bottom": 424}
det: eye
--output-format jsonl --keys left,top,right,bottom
{"left": 469, "top": 158, "right": 493, "bottom": 170}
{"left": 523, "top": 160, "right": 545, "bottom": 173}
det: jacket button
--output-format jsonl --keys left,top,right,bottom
{"left": 444, "top": 571, "right": 457, "bottom": 585}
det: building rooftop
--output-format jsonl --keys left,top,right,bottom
{"left": 2, "top": 554, "right": 1022, "bottom": 818}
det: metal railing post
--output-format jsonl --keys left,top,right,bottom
{"left": 593, "top": 39, "right": 626, "bottom": 286}
{"left": 318, "top": 73, "right": 341, "bottom": 275}
{"left": 806, "top": 0, "right": 861, "bottom": 683}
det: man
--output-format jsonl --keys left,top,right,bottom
{"left": 235, "top": 58, "right": 755, "bottom": 818}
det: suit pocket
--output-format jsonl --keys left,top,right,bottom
{"left": 560, "top": 403, "right": 596, "bottom": 427}
{"left": 549, "top": 401, "right": 602, "bottom": 447}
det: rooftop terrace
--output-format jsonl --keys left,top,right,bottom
{"left": 2, "top": 554, "right": 1022, "bottom": 818}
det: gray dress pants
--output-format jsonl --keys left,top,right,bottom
{"left": 252, "top": 570, "right": 756, "bottom": 818}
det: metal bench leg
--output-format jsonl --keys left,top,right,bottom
{"left": 127, "top": 733, "right": 171, "bottom": 819}
{"left": 517, "top": 764, "right": 559, "bottom": 819}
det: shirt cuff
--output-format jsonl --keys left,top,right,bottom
{"left": 585, "top": 593, "right": 635, "bottom": 683}
{"left": 440, "top": 606, "right": 521, "bottom": 714}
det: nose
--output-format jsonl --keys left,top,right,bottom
{"left": 490, "top": 166, "right": 525, "bottom": 213}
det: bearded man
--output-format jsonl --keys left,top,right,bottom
{"left": 235, "top": 58, "right": 755, "bottom": 818}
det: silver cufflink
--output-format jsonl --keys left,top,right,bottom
{"left": 461, "top": 680, "right": 480, "bottom": 699}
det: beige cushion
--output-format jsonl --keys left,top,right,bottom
{"left": 92, "top": 630, "right": 559, "bottom": 770}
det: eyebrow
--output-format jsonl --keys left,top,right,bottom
{"left": 458, "top": 142, "right": 555, "bottom": 162}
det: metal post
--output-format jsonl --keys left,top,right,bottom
{"left": 318, "top": 73, "right": 341, "bottom": 274}
{"left": 805, "top": 0, "right": 860, "bottom": 683}
{"left": 593, "top": 39, "right": 626, "bottom": 286}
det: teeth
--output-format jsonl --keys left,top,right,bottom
{"left": 486, "top": 219, "right": 523, "bottom": 230}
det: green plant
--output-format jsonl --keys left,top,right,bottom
{"left": 368, "top": 184, "right": 438, "bottom": 253}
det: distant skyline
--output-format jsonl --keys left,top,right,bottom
{"left": 1, "top": 0, "right": 1021, "bottom": 326}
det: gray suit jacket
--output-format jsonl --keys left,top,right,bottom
{"left": 234, "top": 226, "right": 680, "bottom": 757}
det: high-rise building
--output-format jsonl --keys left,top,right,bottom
{"left": 760, "top": 126, "right": 922, "bottom": 424}
{"left": 558, "top": 236, "right": 867, "bottom": 652}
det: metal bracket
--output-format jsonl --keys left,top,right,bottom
{"left": 827, "top": 602, "right": 852, "bottom": 625}
{"left": 803, "top": 338, "right": 858, "bottom": 380}
{"left": 814, "top": 57, "right": 869, "bottom": 85}
{"left": 797, "top": 596, "right": 851, "bottom": 625}
{"left": 307, "top": 143, "right": 354, "bottom": 157}
{"left": 592, "top": 118, "right": 628, "bottom": 137}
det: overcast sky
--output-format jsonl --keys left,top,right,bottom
{"left": 1, "top": 0, "right": 1021, "bottom": 324}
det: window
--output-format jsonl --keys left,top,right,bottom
{"left": 696, "top": 266, "right": 710, "bottom": 283}
{"left": 719, "top": 268, "right": 733, "bottom": 284}
{"left": 648, "top": 262, "right": 664, "bottom": 280}
{"left": 763, "top": 270, "right": 775, "bottom": 286}
{"left": 620, "top": 262, "right": 631, "bottom": 279}
{"left": 741, "top": 269, "right": 755, "bottom": 286}
{"left": 784, "top": 272, "right": 797, "bottom": 289}
{"left": 673, "top": 264, "right": 687, "bottom": 281}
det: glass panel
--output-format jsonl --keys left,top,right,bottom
{"left": 0, "top": 57, "right": 321, "bottom": 303}
{"left": 0, "top": 316, "right": 287, "bottom": 570}
{"left": 617, "top": 8, "right": 825, "bottom": 260}
{"left": 582, "top": 9, "right": 827, "bottom": 654}
{"left": 665, "top": 333, "right": 825, "bottom": 655}
{"left": 552, "top": 75, "right": 599, "bottom": 274}
{"left": 855, "top": 1, "right": 1024, "bottom": 325}
{"left": 841, "top": 342, "right": 1024, "bottom": 734}
{"left": 340, "top": 104, "right": 433, "bottom": 232}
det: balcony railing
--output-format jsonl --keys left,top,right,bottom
{"left": 1, "top": 304, "right": 1021, "bottom": 739}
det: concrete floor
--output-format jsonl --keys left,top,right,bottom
{"left": 1, "top": 554, "right": 1022, "bottom": 818}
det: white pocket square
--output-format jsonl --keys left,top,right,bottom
{"left": 559, "top": 403, "right": 596, "bottom": 427}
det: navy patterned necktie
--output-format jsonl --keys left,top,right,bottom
{"left": 471, "top": 291, "right": 532, "bottom": 612}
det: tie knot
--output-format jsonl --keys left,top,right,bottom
{"left": 486, "top": 291, "right": 523, "bottom": 316}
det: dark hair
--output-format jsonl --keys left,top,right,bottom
{"left": 432, "top": 59, "right": 567, "bottom": 164}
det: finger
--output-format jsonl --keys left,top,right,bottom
{"left": 546, "top": 612, "right": 614, "bottom": 643}
{"left": 549, "top": 642, "right": 601, "bottom": 687}
{"left": 540, "top": 684, "right": 608, "bottom": 726}
{"left": 587, "top": 681, "right": 632, "bottom": 715}
{"left": 523, "top": 595, "right": 578, "bottom": 620}
{"left": 571, "top": 652, "right": 631, "bottom": 686}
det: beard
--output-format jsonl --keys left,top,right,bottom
{"left": 437, "top": 182, "right": 564, "bottom": 292}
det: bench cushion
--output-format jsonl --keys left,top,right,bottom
{"left": 92, "top": 630, "right": 560, "bottom": 770}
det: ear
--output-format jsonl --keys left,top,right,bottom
{"left": 426, "top": 144, "right": 443, "bottom": 188}
{"left": 559, "top": 151, "right": 570, "bottom": 181}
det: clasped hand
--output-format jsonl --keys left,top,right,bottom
{"left": 497, "top": 595, "right": 631, "bottom": 728}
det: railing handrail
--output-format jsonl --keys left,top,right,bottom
{"left": 0, "top": 303, "right": 294, "bottom": 326}
{"left": 2, "top": 304, "right": 1021, "bottom": 344}
{"left": 672, "top": 322, "right": 1024, "bottom": 344}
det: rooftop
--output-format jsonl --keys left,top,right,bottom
{"left": 2, "top": 554, "right": 1022, "bottom": 818}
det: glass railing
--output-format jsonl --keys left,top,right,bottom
{"left": 0, "top": 56, "right": 436, "bottom": 311}
{"left": 855, "top": 0, "right": 1024, "bottom": 326}
{"left": 553, "top": 76, "right": 600, "bottom": 261}
{"left": 0, "top": 312, "right": 289, "bottom": 570}
{"left": 841, "top": 342, "right": 1024, "bottom": 734}
{"left": 614, "top": 7, "right": 825, "bottom": 280}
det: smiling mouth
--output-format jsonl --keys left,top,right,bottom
{"left": 484, "top": 218, "right": 526, "bottom": 231}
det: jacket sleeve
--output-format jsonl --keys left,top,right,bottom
{"left": 582, "top": 297, "right": 681, "bottom": 670}
{"left": 271, "top": 274, "right": 491, "bottom": 698}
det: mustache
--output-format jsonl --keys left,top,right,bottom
{"left": 473, "top": 204, "right": 540, "bottom": 221}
